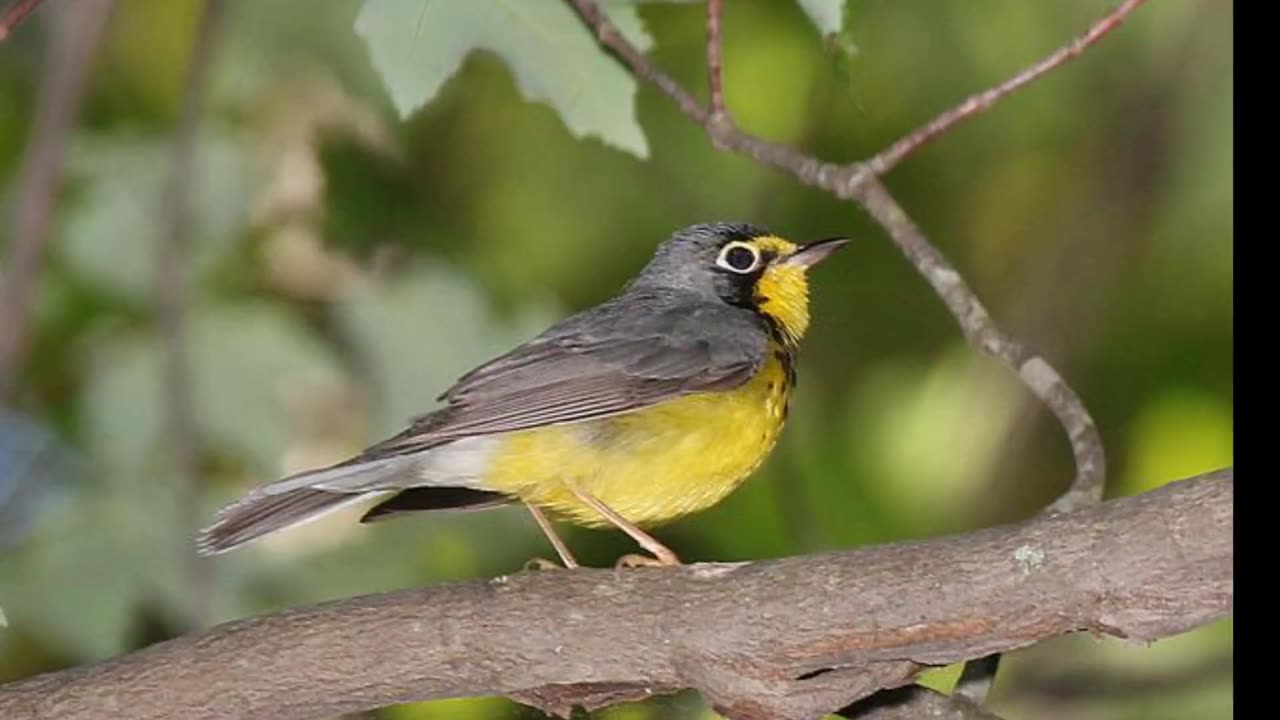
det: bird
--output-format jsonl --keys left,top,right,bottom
{"left": 196, "top": 222, "right": 847, "bottom": 567}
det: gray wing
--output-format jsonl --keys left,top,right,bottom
{"left": 371, "top": 289, "right": 770, "bottom": 455}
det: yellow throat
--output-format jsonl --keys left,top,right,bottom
{"left": 751, "top": 236, "right": 812, "bottom": 345}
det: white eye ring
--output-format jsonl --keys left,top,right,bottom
{"left": 716, "top": 242, "right": 761, "bottom": 274}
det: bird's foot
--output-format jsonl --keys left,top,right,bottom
{"left": 613, "top": 549, "right": 682, "bottom": 576}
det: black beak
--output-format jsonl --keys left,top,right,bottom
{"left": 782, "top": 236, "right": 849, "bottom": 268}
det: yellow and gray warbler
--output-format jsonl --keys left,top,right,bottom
{"left": 199, "top": 222, "right": 846, "bottom": 567}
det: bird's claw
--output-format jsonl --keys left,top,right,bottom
{"left": 612, "top": 551, "right": 682, "bottom": 578}
{"left": 523, "top": 556, "right": 567, "bottom": 572}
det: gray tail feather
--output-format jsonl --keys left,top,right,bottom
{"left": 196, "top": 488, "right": 377, "bottom": 555}
{"left": 195, "top": 454, "right": 414, "bottom": 555}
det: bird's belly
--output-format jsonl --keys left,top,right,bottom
{"left": 481, "top": 355, "right": 791, "bottom": 528}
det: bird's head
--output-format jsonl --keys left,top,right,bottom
{"left": 631, "top": 222, "right": 848, "bottom": 345}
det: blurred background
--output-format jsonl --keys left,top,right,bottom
{"left": 0, "top": 1, "right": 1232, "bottom": 719}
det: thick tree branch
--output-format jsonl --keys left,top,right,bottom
{"left": 0, "top": 469, "right": 1233, "bottom": 720}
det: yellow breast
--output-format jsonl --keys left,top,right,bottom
{"left": 481, "top": 348, "right": 793, "bottom": 528}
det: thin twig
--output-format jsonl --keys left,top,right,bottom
{"left": 706, "top": 0, "right": 727, "bottom": 119}
{"left": 866, "top": 0, "right": 1151, "bottom": 175}
{"left": 0, "top": 0, "right": 46, "bottom": 40}
{"left": 155, "top": 0, "right": 228, "bottom": 629}
{"left": 0, "top": 0, "right": 114, "bottom": 404}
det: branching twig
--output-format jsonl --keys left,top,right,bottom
{"left": 0, "top": 470, "right": 1233, "bottom": 720}
{"left": 155, "top": 0, "right": 228, "bottom": 629}
{"left": 0, "top": 0, "right": 47, "bottom": 40}
{"left": 0, "top": 0, "right": 113, "bottom": 403}
{"left": 865, "top": 0, "right": 1151, "bottom": 176}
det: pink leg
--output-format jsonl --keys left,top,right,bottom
{"left": 566, "top": 483, "right": 681, "bottom": 567}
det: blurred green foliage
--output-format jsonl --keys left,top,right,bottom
{"left": 0, "top": 1, "right": 1231, "bottom": 719}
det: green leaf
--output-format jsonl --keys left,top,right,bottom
{"left": 794, "top": 0, "right": 845, "bottom": 36}
{"left": 58, "top": 130, "right": 252, "bottom": 300}
{"left": 354, "top": 0, "right": 667, "bottom": 157}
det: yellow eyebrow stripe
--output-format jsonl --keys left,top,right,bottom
{"left": 750, "top": 235, "right": 799, "bottom": 256}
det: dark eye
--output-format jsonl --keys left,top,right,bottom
{"left": 717, "top": 242, "right": 760, "bottom": 273}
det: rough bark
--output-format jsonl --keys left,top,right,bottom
{"left": 0, "top": 468, "right": 1232, "bottom": 720}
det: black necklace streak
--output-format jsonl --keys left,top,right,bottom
{"left": 753, "top": 291, "right": 798, "bottom": 393}
{"left": 772, "top": 338, "right": 797, "bottom": 388}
